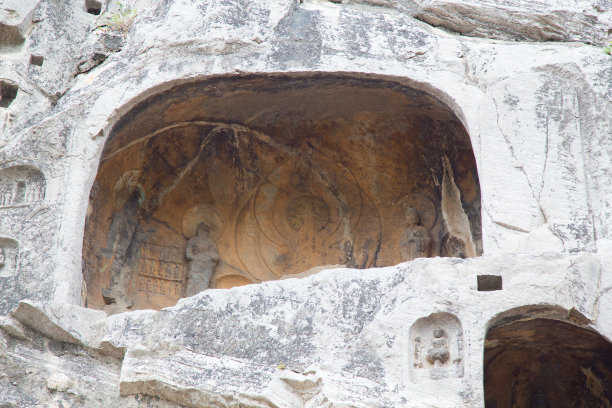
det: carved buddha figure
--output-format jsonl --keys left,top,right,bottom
{"left": 184, "top": 223, "right": 219, "bottom": 296}
{"left": 399, "top": 207, "right": 431, "bottom": 261}
{"left": 426, "top": 327, "right": 450, "bottom": 365}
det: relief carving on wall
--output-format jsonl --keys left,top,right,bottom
{"left": 135, "top": 243, "right": 186, "bottom": 297}
{"left": 409, "top": 313, "right": 464, "bottom": 382}
{"left": 398, "top": 207, "right": 432, "bottom": 261}
{"left": 84, "top": 109, "right": 480, "bottom": 312}
{"left": 234, "top": 148, "right": 382, "bottom": 281}
{"left": 0, "top": 237, "right": 18, "bottom": 278}
{"left": 0, "top": 166, "right": 45, "bottom": 208}
{"left": 184, "top": 224, "right": 219, "bottom": 296}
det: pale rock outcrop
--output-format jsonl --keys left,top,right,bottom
{"left": 414, "top": 0, "right": 612, "bottom": 45}
{"left": 1, "top": 252, "right": 609, "bottom": 407}
{"left": 0, "top": 0, "right": 40, "bottom": 49}
{"left": 0, "top": 0, "right": 611, "bottom": 406}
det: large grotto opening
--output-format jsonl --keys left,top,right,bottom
{"left": 484, "top": 316, "right": 612, "bottom": 408}
{"left": 82, "top": 73, "right": 481, "bottom": 313}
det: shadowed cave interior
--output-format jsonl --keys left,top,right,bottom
{"left": 82, "top": 74, "right": 481, "bottom": 312}
{"left": 484, "top": 318, "right": 612, "bottom": 408}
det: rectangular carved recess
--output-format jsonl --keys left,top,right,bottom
{"left": 477, "top": 275, "right": 502, "bottom": 291}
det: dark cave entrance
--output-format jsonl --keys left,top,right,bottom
{"left": 484, "top": 316, "right": 612, "bottom": 408}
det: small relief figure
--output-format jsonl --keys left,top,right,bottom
{"left": 25, "top": 180, "right": 45, "bottom": 202}
{"left": 0, "top": 188, "right": 11, "bottom": 206}
{"left": 442, "top": 233, "right": 467, "bottom": 259}
{"left": 399, "top": 207, "right": 431, "bottom": 261}
{"left": 454, "top": 329, "right": 464, "bottom": 377}
{"left": 531, "top": 390, "right": 548, "bottom": 408}
{"left": 0, "top": 247, "right": 5, "bottom": 269}
{"left": 426, "top": 327, "right": 450, "bottom": 366}
{"left": 184, "top": 223, "right": 219, "bottom": 296}
{"left": 413, "top": 337, "right": 423, "bottom": 368}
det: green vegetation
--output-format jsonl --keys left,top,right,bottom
{"left": 604, "top": 40, "right": 612, "bottom": 55}
{"left": 103, "top": 1, "right": 137, "bottom": 34}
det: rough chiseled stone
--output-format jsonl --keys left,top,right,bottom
{"left": 0, "top": 0, "right": 611, "bottom": 406}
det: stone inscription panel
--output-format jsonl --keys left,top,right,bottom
{"left": 136, "top": 244, "right": 186, "bottom": 297}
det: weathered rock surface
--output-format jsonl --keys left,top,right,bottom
{"left": 0, "top": 0, "right": 40, "bottom": 49}
{"left": 2, "top": 252, "right": 611, "bottom": 407}
{"left": 0, "top": 0, "right": 610, "bottom": 406}
{"left": 414, "top": 0, "right": 612, "bottom": 45}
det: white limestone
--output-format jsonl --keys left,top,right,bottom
{"left": 0, "top": 0, "right": 611, "bottom": 406}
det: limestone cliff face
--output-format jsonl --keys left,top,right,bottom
{"left": 0, "top": 0, "right": 611, "bottom": 407}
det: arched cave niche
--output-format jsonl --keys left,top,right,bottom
{"left": 484, "top": 307, "right": 612, "bottom": 408}
{"left": 82, "top": 74, "right": 482, "bottom": 312}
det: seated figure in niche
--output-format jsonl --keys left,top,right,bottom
{"left": 399, "top": 207, "right": 431, "bottom": 261}
{"left": 184, "top": 223, "right": 219, "bottom": 296}
{"left": 426, "top": 327, "right": 450, "bottom": 366}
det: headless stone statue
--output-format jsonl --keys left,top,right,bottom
{"left": 426, "top": 327, "right": 450, "bottom": 365}
{"left": 184, "top": 223, "right": 219, "bottom": 296}
{"left": 101, "top": 190, "right": 141, "bottom": 310}
{"left": 399, "top": 207, "right": 431, "bottom": 261}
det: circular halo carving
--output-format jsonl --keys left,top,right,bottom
{"left": 112, "top": 170, "right": 145, "bottom": 210}
{"left": 285, "top": 195, "right": 330, "bottom": 232}
{"left": 181, "top": 203, "right": 226, "bottom": 241}
{"left": 397, "top": 193, "right": 438, "bottom": 229}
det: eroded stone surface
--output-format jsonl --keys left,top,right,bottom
{"left": 0, "top": 0, "right": 40, "bottom": 49}
{"left": 0, "top": 252, "right": 610, "bottom": 407}
{"left": 0, "top": 0, "right": 611, "bottom": 406}
{"left": 414, "top": 0, "right": 612, "bottom": 45}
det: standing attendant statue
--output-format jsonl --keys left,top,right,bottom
{"left": 184, "top": 223, "right": 219, "bottom": 296}
{"left": 399, "top": 207, "right": 431, "bottom": 261}
{"left": 101, "top": 190, "right": 142, "bottom": 309}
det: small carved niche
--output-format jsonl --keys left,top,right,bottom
{"left": 86, "top": 0, "right": 102, "bottom": 15}
{"left": 0, "top": 237, "right": 19, "bottom": 278}
{"left": 0, "top": 166, "right": 46, "bottom": 207}
{"left": 30, "top": 55, "right": 44, "bottom": 66}
{"left": 0, "top": 80, "right": 19, "bottom": 108}
{"left": 409, "top": 312, "right": 464, "bottom": 382}
{"left": 477, "top": 275, "right": 502, "bottom": 291}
